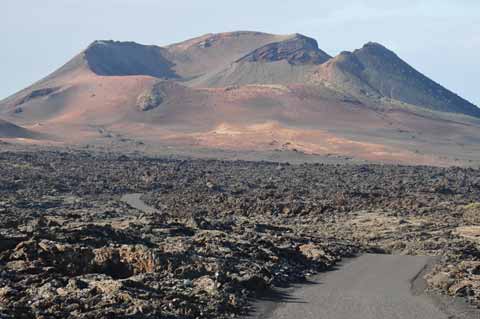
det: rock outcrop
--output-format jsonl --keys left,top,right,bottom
{"left": 236, "top": 34, "right": 331, "bottom": 65}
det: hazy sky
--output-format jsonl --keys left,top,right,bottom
{"left": 2, "top": 0, "right": 479, "bottom": 106}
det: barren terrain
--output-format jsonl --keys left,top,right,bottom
{"left": 1, "top": 149, "right": 479, "bottom": 318}
{"left": 1, "top": 30, "right": 479, "bottom": 317}
{"left": 1, "top": 31, "right": 479, "bottom": 165}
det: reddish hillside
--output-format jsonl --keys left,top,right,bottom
{"left": 0, "top": 31, "right": 479, "bottom": 165}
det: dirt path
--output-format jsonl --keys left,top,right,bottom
{"left": 252, "top": 254, "right": 477, "bottom": 319}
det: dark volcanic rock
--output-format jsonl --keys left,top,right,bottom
{"left": 136, "top": 81, "right": 170, "bottom": 111}
{"left": 0, "top": 150, "right": 479, "bottom": 317}
{"left": 236, "top": 34, "right": 331, "bottom": 65}
{"left": 85, "top": 40, "right": 179, "bottom": 79}
{"left": 15, "top": 87, "right": 59, "bottom": 106}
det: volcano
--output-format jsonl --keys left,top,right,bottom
{"left": 1, "top": 31, "right": 479, "bottom": 165}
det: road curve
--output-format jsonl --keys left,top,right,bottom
{"left": 120, "top": 195, "right": 475, "bottom": 319}
{"left": 121, "top": 193, "right": 160, "bottom": 214}
{"left": 253, "top": 254, "right": 475, "bottom": 319}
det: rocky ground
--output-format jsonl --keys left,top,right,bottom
{"left": 0, "top": 150, "right": 479, "bottom": 318}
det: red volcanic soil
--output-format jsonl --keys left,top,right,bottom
{"left": 1, "top": 31, "right": 480, "bottom": 165}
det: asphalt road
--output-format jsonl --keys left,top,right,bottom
{"left": 253, "top": 254, "right": 476, "bottom": 319}
{"left": 121, "top": 193, "right": 160, "bottom": 215}
{"left": 120, "top": 195, "right": 476, "bottom": 319}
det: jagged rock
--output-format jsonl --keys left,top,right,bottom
{"left": 136, "top": 88, "right": 163, "bottom": 111}
{"left": 90, "top": 279, "right": 123, "bottom": 295}
{"left": 463, "top": 203, "right": 480, "bottom": 224}
{"left": 448, "top": 281, "right": 473, "bottom": 296}
{"left": 1, "top": 150, "right": 480, "bottom": 318}
{"left": 299, "top": 243, "right": 334, "bottom": 263}
{"left": 15, "top": 87, "right": 59, "bottom": 106}
{"left": 118, "top": 245, "right": 159, "bottom": 274}
{"left": 426, "top": 272, "right": 455, "bottom": 291}
{"left": 237, "top": 34, "right": 330, "bottom": 65}
{"left": 66, "top": 278, "right": 89, "bottom": 290}
{"left": 193, "top": 276, "right": 217, "bottom": 295}
{"left": 236, "top": 274, "right": 269, "bottom": 292}
{"left": 136, "top": 82, "right": 167, "bottom": 111}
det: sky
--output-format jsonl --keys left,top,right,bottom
{"left": 2, "top": 0, "right": 479, "bottom": 106}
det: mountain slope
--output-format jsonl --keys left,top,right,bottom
{"left": 0, "top": 118, "right": 38, "bottom": 138}
{"left": 311, "top": 42, "right": 480, "bottom": 117}
{"left": 85, "top": 41, "right": 178, "bottom": 78}
{"left": 166, "top": 31, "right": 289, "bottom": 79}
{"left": 188, "top": 34, "right": 331, "bottom": 87}
{"left": 0, "top": 31, "right": 479, "bottom": 165}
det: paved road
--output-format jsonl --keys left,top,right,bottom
{"left": 120, "top": 193, "right": 160, "bottom": 214}
{"left": 119, "top": 195, "right": 475, "bottom": 319}
{"left": 254, "top": 254, "right": 476, "bottom": 319}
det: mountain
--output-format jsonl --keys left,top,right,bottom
{"left": 312, "top": 42, "right": 480, "bottom": 117}
{"left": 0, "top": 31, "right": 479, "bottom": 165}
